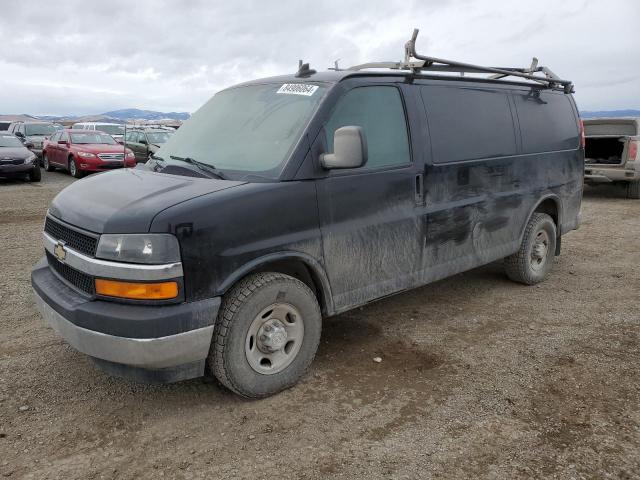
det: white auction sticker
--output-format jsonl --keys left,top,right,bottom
{"left": 277, "top": 84, "right": 319, "bottom": 96}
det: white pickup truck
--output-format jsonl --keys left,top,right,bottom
{"left": 584, "top": 117, "right": 640, "bottom": 198}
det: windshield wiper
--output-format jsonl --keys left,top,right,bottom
{"left": 169, "top": 155, "right": 226, "bottom": 180}
{"left": 149, "top": 153, "right": 166, "bottom": 172}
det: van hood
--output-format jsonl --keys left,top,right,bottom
{"left": 49, "top": 167, "right": 246, "bottom": 234}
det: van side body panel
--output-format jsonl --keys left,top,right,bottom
{"left": 153, "top": 77, "right": 582, "bottom": 317}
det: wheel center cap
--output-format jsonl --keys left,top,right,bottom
{"left": 532, "top": 243, "right": 546, "bottom": 260}
{"left": 257, "top": 319, "right": 288, "bottom": 353}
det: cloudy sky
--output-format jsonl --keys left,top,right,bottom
{"left": 1, "top": 0, "right": 638, "bottom": 116}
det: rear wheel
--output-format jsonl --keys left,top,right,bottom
{"left": 627, "top": 180, "right": 640, "bottom": 199}
{"left": 504, "top": 213, "right": 557, "bottom": 285}
{"left": 68, "top": 157, "right": 83, "bottom": 179}
{"left": 208, "top": 272, "right": 322, "bottom": 398}
{"left": 28, "top": 166, "right": 41, "bottom": 182}
{"left": 42, "top": 153, "right": 54, "bottom": 172}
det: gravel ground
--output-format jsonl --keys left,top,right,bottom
{"left": 0, "top": 170, "right": 638, "bottom": 479}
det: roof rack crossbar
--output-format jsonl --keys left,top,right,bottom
{"left": 348, "top": 29, "right": 574, "bottom": 93}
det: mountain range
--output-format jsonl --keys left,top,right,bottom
{"left": 580, "top": 109, "right": 640, "bottom": 119}
{"left": 35, "top": 108, "right": 190, "bottom": 123}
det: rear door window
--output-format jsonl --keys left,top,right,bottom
{"left": 325, "top": 86, "right": 411, "bottom": 169}
{"left": 420, "top": 85, "right": 517, "bottom": 163}
{"left": 513, "top": 91, "right": 578, "bottom": 153}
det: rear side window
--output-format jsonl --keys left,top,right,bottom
{"left": 421, "top": 86, "right": 517, "bottom": 163}
{"left": 325, "top": 86, "right": 411, "bottom": 169}
{"left": 513, "top": 91, "right": 578, "bottom": 153}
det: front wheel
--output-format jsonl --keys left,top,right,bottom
{"left": 68, "top": 158, "right": 83, "bottom": 178}
{"left": 504, "top": 213, "right": 557, "bottom": 285}
{"left": 208, "top": 272, "right": 322, "bottom": 398}
{"left": 28, "top": 166, "right": 41, "bottom": 182}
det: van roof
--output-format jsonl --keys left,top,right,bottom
{"left": 234, "top": 69, "right": 568, "bottom": 93}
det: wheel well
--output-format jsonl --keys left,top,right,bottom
{"left": 534, "top": 198, "right": 559, "bottom": 227}
{"left": 248, "top": 259, "right": 327, "bottom": 315}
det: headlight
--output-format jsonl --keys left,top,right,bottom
{"left": 77, "top": 151, "right": 96, "bottom": 158}
{"left": 24, "top": 153, "right": 37, "bottom": 164}
{"left": 96, "top": 234, "right": 181, "bottom": 264}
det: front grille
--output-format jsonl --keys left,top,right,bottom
{"left": 0, "top": 159, "right": 24, "bottom": 165}
{"left": 46, "top": 251, "right": 95, "bottom": 295}
{"left": 44, "top": 216, "right": 98, "bottom": 257}
{"left": 98, "top": 153, "right": 124, "bottom": 161}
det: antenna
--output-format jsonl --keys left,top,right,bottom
{"left": 295, "top": 60, "right": 316, "bottom": 78}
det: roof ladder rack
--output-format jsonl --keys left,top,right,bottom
{"left": 348, "top": 29, "right": 574, "bottom": 94}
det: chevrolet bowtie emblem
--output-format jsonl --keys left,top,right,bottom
{"left": 54, "top": 241, "right": 67, "bottom": 262}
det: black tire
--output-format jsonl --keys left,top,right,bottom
{"left": 28, "top": 166, "right": 41, "bottom": 182}
{"left": 504, "top": 213, "right": 557, "bottom": 285}
{"left": 42, "top": 153, "right": 54, "bottom": 172}
{"left": 627, "top": 181, "right": 640, "bottom": 199}
{"left": 68, "top": 157, "right": 83, "bottom": 178}
{"left": 208, "top": 272, "right": 322, "bottom": 398}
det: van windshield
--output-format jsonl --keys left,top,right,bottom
{"left": 155, "top": 83, "right": 327, "bottom": 179}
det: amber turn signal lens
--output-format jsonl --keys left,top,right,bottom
{"left": 95, "top": 279, "right": 178, "bottom": 300}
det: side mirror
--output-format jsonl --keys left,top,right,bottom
{"left": 15, "top": 131, "right": 24, "bottom": 138}
{"left": 320, "top": 126, "right": 367, "bottom": 170}
{"left": 139, "top": 139, "right": 148, "bottom": 145}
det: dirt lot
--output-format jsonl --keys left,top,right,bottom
{"left": 0, "top": 170, "right": 638, "bottom": 479}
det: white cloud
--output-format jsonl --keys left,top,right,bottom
{"left": 0, "top": 0, "right": 638, "bottom": 115}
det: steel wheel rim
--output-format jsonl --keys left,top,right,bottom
{"left": 245, "top": 303, "right": 304, "bottom": 375}
{"left": 530, "top": 229, "right": 550, "bottom": 271}
{"left": 70, "top": 160, "right": 76, "bottom": 176}
{"left": 43, "top": 155, "right": 49, "bottom": 169}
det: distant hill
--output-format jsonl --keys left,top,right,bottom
{"left": 30, "top": 109, "right": 190, "bottom": 123}
{"left": 102, "top": 109, "right": 191, "bottom": 121}
{"left": 580, "top": 109, "right": 640, "bottom": 118}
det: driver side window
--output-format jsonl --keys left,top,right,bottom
{"left": 324, "top": 86, "right": 411, "bottom": 169}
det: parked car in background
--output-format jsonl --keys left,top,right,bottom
{"left": 124, "top": 128, "right": 173, "bottom": 162}
{"left": 31, "top": 40, "right": 583, "bottom": 398}
{"left": 8, "top": 121, "right": 57, "bottom": 159}
{"left": 584, "top": 118, "right": 640, "bottom": 198}
{"left": 0, "top": 132, "right": 41, "bottom": 182}
{"left": 72, "top": 122, "right": 125, "bottom": 142}
{"left": 42, "top": 129, "right": 135, "bottom": 178}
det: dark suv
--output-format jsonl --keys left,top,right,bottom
{"left": 124, "top": 128, "right": 173, "bottom": 163}
{"left": 31, "top": 32, "right": 583, "bottom": 398}
{"left": 8, "top": 121, "right": 57, "bottom": 159}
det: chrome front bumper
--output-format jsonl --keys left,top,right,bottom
{"left": 35, "top": 291, "right": 214, "bottom": 370}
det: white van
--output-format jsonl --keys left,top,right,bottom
{"left": 72, "top": 122, "right": 125, "bottom": 142}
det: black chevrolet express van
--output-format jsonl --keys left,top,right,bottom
{"left": 32, "top": 46, "right": 583, "bottom": 398}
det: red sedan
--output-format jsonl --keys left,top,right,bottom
{"left": 42, "top": 129, "right": 136, "bottom": 178}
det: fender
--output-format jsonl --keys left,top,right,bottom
{"left": 217, "top": 251, "right": 335, "bottom": 316}
{"left": 518, "top": 193, "right": 563, "bottom": 252}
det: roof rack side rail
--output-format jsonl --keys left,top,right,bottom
{"left": 349, "top": 29, "right": 575, "bottom": 94}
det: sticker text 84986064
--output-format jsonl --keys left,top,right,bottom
{"left": 276, "top": 84, "right": 319, "bottom": 96}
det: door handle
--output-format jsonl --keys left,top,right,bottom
{"left": 414, "top": 173, "right": 425, "bottom": 205}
